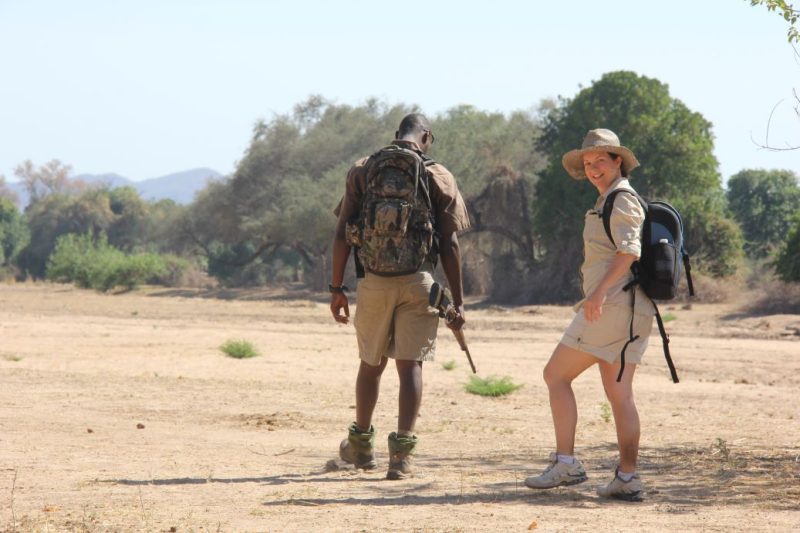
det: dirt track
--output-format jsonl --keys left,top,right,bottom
{"left": 1, "top": 283, "right": 798, "bottom": 532}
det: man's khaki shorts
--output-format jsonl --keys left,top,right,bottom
{"left": 354, "top": 270, "right": 439, "bottom": 366}
{"left": 560, "top": 303, "right": 654, "bottom": 364}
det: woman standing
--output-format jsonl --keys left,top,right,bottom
{"left": 525, "top": 129, "right": 654, "bottom": 501}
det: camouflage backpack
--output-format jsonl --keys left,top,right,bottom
{"left": 345, "top": 145, "right": 436, "bottom": 276}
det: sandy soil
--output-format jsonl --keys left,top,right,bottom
{"left": 0, "top": 282, "right": 798, "bottom": 532}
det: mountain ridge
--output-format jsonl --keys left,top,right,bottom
{"left": 8, "top": 167, "right": 223, "bottom": 207}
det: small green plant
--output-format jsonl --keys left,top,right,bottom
{"left": 441, "top": 360, "right": 456, "bottom": 371}
{"left": 220, "top": 339, "right": 260, "bottom": 359}
{"left": 599, "top": 401, "right": 612, "bottom": 423}
{"left": 2, "top": 354, "right": 22, "bottom": 362}
{"left": 711, "top": 437, "right": 731, "bottom": 462}
{"left": 464, "top": 375, "right": 521, "bottom": 397}
{"left": 662, "top": 312, "right": 677, "bottom": 322}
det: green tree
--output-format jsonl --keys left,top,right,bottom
{"left": 18, "top": 191, "right": 115, "bottom": 278}
{"left": 533, "top": 71, "right": 743, "bottom": 302}
{"left": 0, "top": 198, "right": 29, "bottom": 268}
{"left": 18, "top": 181, "right": 188, "bottom": 278}
{"left": 14, "top": 159, "right": 83, "bottom": 203}
{"left": 185, "top": 97, "right": 414, "bottom": 288}
{"left": 430, "top": 105, "right": 545, "bottom": 197}
{"left": 186, "top": 97, "right": 549, "bottom": 293}
{"left": 0, "top": 174, "right": 19, "bottom": 205}
{"left": 727, "top": 169, "right": 800, "bottom": 258}
{"left": 748, "top": 0, "right": 799, "bottom": 43}
{"left": 775, "top": 211, "right": 800, "bottom": 281}
{"left": 431, "top": 107, "right": 545, "bottom": 299}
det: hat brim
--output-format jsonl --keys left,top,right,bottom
{"left": 562, "top": 145, "right": 640, "bottom": 180}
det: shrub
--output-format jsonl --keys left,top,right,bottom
{"left": 46, "top": 233, "right": 187, "bottom": 292}
{"left": 464, "top": 375, "right": 521, "bottom": 397}
{"left": 741, "top": 280, "right": 800, "bottom": 315}
{"left": 220, "top": 339, "right": 260, "bottom": 359}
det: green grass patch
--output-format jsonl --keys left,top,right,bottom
{"left": 599, "top": 401, "right": 612, "bottom": 423}
{"left": 2, "top": 354, "right": 22, "bottom": 362}
{"left": 662, "top": 312, "right": 677, "bottom": 322}
{"left": 441, "top": 360, "right": 456, "bottom": 371}
{"left": 464, "top": 375, "right": 521, "bottom": 397}
{"left": 220, "top": 339, "right": 260, "bottom": 359}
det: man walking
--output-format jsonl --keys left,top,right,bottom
{"left": 329, "top": 113, "right": 470, "bottom": 480}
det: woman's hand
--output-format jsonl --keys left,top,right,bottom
{"left": 583, "top": 289, "right": 607, "bottom": 323}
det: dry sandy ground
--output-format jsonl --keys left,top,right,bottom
{"left": 0, "top": 282, "right": 798, "bottom": 532}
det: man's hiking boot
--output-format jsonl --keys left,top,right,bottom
{"left": 386, "top": 432, "right": 417, "bottom": 480}
{"left": 524, "top": 452, "right": 588, "bottom": 489}
{"left": 596, "top": 468, "right": 645, "bottom": 501}
{"left": 339, "top": 422, "right": 377, "bottom": 470}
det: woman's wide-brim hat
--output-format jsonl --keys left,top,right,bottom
{"left": 562, "top": 128, "right": 640, "bottom": 180}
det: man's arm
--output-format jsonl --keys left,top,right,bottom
{"left": 329, "top": 213, "right": 352, "bottom": 324}
{"left": 439, "top": 230, "right": 465, "bottom": 330}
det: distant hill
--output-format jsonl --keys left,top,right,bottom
{"left": 8, "top": 167, "right": 223, "bottom": 207}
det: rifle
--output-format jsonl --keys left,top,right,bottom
{"left": 429, "top": 282, "right": 476, "bottom": 374}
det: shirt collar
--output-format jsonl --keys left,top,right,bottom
{"left": 391, "top": 139, "right": 423, "bottom": 152}
{"left": 594, "top": 176, "right": 629, "bottom": 208}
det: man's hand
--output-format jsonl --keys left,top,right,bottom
{"left": 446, "top": 305, "right": 466, "bottom": 331}
{"left": 583, "top": 290, "right": 607, "bottom": 323}
{"left": 330, "top": 293, "right": 350, "bottom": 324}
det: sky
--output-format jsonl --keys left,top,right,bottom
{"left": 1, "top": 0, "right": 798, "bottom": 183}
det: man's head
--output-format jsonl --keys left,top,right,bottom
{"left": 396, "top": 113, "right": 435, "bottom": 153}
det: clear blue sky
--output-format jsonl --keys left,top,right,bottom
{"left": 1, "top": 0, "right": 798, "bottom": 182}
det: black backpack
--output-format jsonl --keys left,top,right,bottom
{"left": 601, "top": 189, "right": 695, "bottom": 383}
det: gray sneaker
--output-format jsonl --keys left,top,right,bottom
{"left": 339, "top": 422, "right": 377, "bottom": 470}
{"left": 596, "top": 468, "right": 644, "bottom": 501}
{"left": 525, "top": 453, "right": 588, "bottom": 489}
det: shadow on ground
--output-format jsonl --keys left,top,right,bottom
{"left": 253, "top": 444, "right": 800, "bottom": 510}
{"left": 148, "top": 285, "right": 329, "bottom": 303}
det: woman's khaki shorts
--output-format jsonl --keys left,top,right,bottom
{"left": 354, "top": 270, "right": 439, "bottom": 367}
{"left": 560, "top": 304, "right": 654, "bottom": 364}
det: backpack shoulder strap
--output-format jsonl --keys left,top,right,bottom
{"left": 601, "top": 189, "right": 627, "bottom": 247}
{"left": 653, "top": 300, "right": 680, "bottom": 383}
{"left": 601, "top": 188, "right": 646, "bottom": 247}
{"left": 415, "top": 154, "right": 435, "bottom": 212}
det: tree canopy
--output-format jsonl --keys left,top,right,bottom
{"left": 749, "top": 0, "right": 799, "bottom": 43}
{"left": 532, "top": 71, "right": 742, "bottom": 301}
{"left": 8, "top": 81, "right": 799, "bottom": 298}
{"left": 727, "top": 169, "right": 800, "bottom": 258}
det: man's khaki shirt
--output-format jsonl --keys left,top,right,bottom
{"left": 334, "top": 140, "right": 471, "bottom": 237}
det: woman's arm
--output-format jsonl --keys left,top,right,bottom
{"left": 583, "top": 252, "right": 637, "bottom": 323}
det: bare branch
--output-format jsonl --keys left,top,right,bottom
{"left": 751, "top": 97, "right": 800, "bottom": 151}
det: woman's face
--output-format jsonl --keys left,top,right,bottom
{"left": 582, "top": 151, "right": 622, "bottom": 193}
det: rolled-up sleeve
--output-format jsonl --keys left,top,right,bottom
{"left": 610, "top": 193, "right": 644, "bottom": 257}
{"left": 333, "top": 157, "right": 368, "bottom": 221}
{"left": 428, "top": 165, "right": 471, "bottom": 236}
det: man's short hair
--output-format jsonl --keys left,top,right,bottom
{"left": 397, "top": 113, "right": 431, "bottom": 137}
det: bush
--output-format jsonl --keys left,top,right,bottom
{"left": 464, "top": 375, "right": 521, "bottom": 397}
{"left": 220, "top": 339, "right": 260, "bottom": 359}
{"left": 742, "top": 280, "right": 800, "bottom": 315}
{"left": 676, "top": 270, "right": 741, "bottom": 303}
{"left": 46, "top": 233, "right": 188, "bottom": 292}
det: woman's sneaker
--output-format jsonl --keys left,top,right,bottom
{"left": 596, "top": 468, "right": 644, "bottom": 501}
{"left": 524, "top": 453, "right": 588, "bottom": 489}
